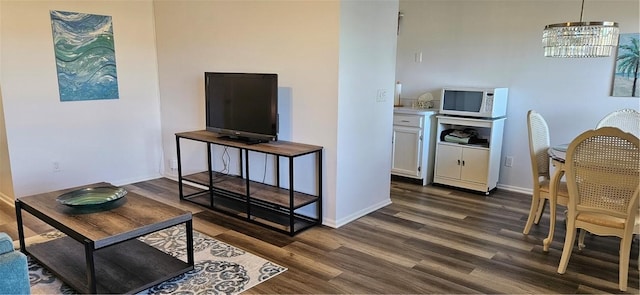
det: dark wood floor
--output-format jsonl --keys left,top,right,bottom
{"left": 1, "top": 177, "right": 638, "bottom": 294}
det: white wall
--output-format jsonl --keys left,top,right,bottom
{"left": 0, "top": 0, "right": 163, "bottom": 197}
{"left": 154, "top": 0, "right": 400, "bottom": 227}
{"left": 396, "top": 0, "right": 639, "bottom": 193}
{"left": 0, "top": 0, "right": 401, "bottom": 228}
{"left": 335, "top": 0, "right": 398, "bottom": 225}
{"left": 153, "top": 1, "right": 343, "bottom": 224}
{"left": 7, "top": 0, "right": 615, "bottom": 226}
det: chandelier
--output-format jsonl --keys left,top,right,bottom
{"left": 542, "top": 0, "right": 619, "bottom": 58}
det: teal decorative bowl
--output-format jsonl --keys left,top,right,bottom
{"left": 56, "top": 187, "right": 127, "bottom": 207}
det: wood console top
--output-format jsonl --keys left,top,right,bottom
{"left": 176, "top": 130, "right": 323, "bottom": 157}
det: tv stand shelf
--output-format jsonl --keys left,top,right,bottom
{"left": 175, "top": 130, "right": 323, "bottom": 236}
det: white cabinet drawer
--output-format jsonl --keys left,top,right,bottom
{"left": 393, "top": 114, "right": 423, "bottom": 128}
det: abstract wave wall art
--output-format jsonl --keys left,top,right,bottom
{"left": 50, "top": 10, "right": 119, "bottom": 101}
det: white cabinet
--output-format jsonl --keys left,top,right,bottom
{"left": 435, "top": 144, "right": 489, "bottom": 183}
{"left": 391, "top": 109, "right": 437, "bottom": 185}
{"left": 433, "top": 115, "right": 506, "bottom": 194}
{"left": 392, "top": 125, "right": 422, "bottom": 177}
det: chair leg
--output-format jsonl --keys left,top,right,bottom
{"left": 578, "top": 229, "right": 586, "bottom": 250}
{"left": 557, "top": 220, "right": 576, "bottom": 274}
{"left": 523, "top": 194, "right": 541, "bottom": 234}
{"left": 543, "top": 196, "right": 558, "bottom": 252}
{"left": 619, "top": 234, "right": 633, "bottom": 291}
{"left": 534, "top": 198, "right": 546, "bottom": 224}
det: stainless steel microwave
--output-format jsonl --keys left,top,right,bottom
{"left": 439, "top": 87, "right": 508, "bottom": 118}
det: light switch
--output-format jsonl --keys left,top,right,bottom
{"left": 376, "top": 89, "right": 387, "bottom": 102}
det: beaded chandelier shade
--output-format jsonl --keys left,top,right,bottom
{"left": 542, "top": 0, "right": 619, "bottom": 58}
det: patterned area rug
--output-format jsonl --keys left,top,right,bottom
{"left": 25, "top": 226, "right": 286, "bottom": 294}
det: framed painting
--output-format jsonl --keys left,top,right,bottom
{"left": 611, "top": 33, "right": 639, "bottom": 97}
{"left": 50, "top": 10, "right": 119, "bottom": 101}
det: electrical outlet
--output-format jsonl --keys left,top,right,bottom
{"left": 52, "top": 161, "right": 61, "bottom": 172}
{"left": 415, "top": 51, "right": 423, "bottom": 63}
{"left": 505, "top": 156, "right": 514, "bottom": 167}
{"left": 169, "top": 159, "right": 178, "bottom": 170}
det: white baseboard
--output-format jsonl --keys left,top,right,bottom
{"left": 0, "top": 191, "right": 14, "bottom": 208}
{"left": 162, "top": 173, "right": 178, "bottom": 182}
{"left": 496, "top": 183, "right": 532, "bottom": 195}
{"left": 161, "top": 173, "right": 211, "bottom": 190}
{"left": 323, "top": 198, "right": 392, "bottom": 228}
{"left": 111, "top": 173, "right": 163, "bottom": 187}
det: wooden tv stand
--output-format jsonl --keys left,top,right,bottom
{"left": 175, "top": 130, "right": 323, "bottom": 236}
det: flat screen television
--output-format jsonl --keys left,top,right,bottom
{"left": 205, "top": 72, "right": 278, "bottom": 143}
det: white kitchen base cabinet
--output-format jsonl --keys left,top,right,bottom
{"left": 391, "top": 108, "right": 438, "bottom": 186}
{"left": 433, "top": 115, "right": 506, "bottom": 195}
{"left": 392, "top": 126, "right": 422, "bottom": 178}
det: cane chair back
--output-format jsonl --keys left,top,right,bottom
{"left": 596, "top": 108, "right": 640, "bottom": 138}
{"left": 523, "top": 110, "right": 569, "bottom": 234}
{"left": 557, "top": 127, "right": 640, "bottom": 291}
{"left": 528, "top": 110, "right": 551, "bottom": 181}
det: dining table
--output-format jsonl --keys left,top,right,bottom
{"left": 543, "top": 143, "right": 568, "bottom": 252}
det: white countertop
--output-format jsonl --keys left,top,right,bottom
{"left": 393, "top": 107, "right": 439, "bottom": 115}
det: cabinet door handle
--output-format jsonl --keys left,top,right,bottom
{"left": 457, "top": 159, "right": 461, "bottom": 165}
{"left": 462, "top": 160, "right": 465, "bottom": 166}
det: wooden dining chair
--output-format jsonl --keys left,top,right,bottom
{"left": 523, "top": 110, "right": 569, "bottom": 234}
{"left": 557, "top": 127, "right": 640, "bottom": 291}
{"left": 596, "top": 108, "right": 640, "bottom": 138}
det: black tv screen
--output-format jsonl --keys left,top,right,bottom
{"left": 205, "top": 72, "right": 278, "bottom": 143}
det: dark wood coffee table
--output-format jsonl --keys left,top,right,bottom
{"left": 15, "top": 182, "right": 194, "bottom": 294}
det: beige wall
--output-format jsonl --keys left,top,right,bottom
{"left": 0, "top": 0, "right": 401, "bottom": 227}
{"left": 153, "top": 0, "right": 399, "bottom": 226}
{"left": 153, "top": 0, "right": 343, "bottom": 224}
{"left": 0, "top": 0, "right": 163, "bottom": 197}
{"left": 0, "top": 1, "right": 13, "bottom": 204}
{"left": 0, "top": 84, "right": 13, "bottom": 204}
